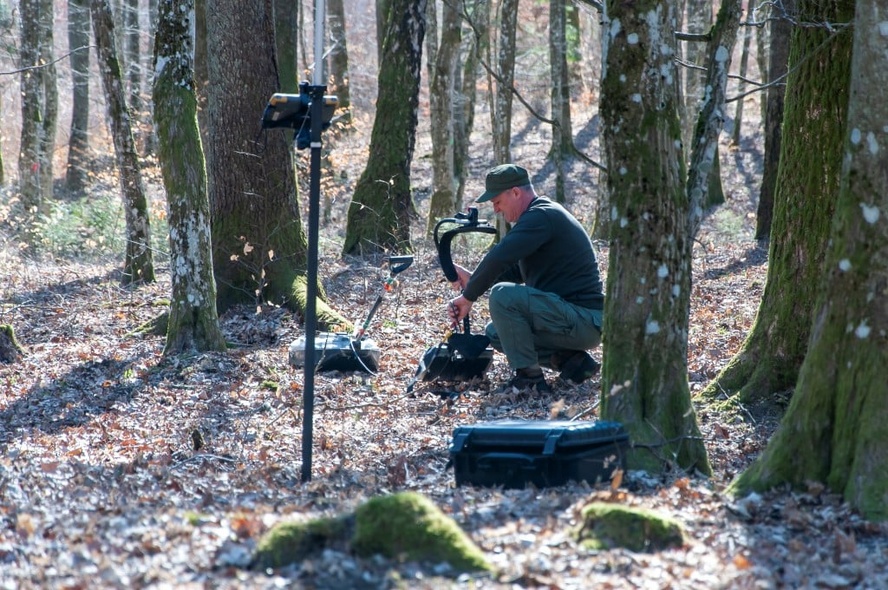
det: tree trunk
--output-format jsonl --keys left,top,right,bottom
{"left": 732, "top": 0, "right": 888, "bottom": 521}
{"left": 453, "top": 0, "right": 488, "bottom": 206}
{"left": 154, "top": 0, "right": 226, "bottom": 355}
{"left": 205, "top": 0, "right": 346, "bottom": 329}
{"left": 342, "top": 0, "right": 426, "bottom": 256}
{"left": 328, "top": 0, "right": 351, "bottom": 123}
{"left": 492, "top": 0, "right": 517, "bottom": 164}
{"left": 702, "top": 0, "right": 854, "bottom": 408}
{"left": 273, "top": 0, "right": 299, "bottom": 92}
{"left": 18, "top": 0, "right": 57, "bottom": 217}
{"left": 124, "top": 0, "right": 141, "bottom": 114}
{"left": 426, "top": 0, "right": 460, "bottom": 232}
{"left": 600, "top": 0, "right": 710, "bottom": 475}
{"left": 755, "top": 0, "right": 792, "bottom": 241}
{"left": 66, "top": 0, "right": 91, "bottom": 197}
{"left": 547, "top": 0, "right": 572, "bottom": 204}
{"left": 729, "top": 20, "right": 752, "bottom": 145}
{"left": 38, "top": 0, "right": 57, "bottom": 202}
{"left": 687, "top": 0, "right": 741, "bottom": 235}
{"left": 91, "top": 0, "right": 156, "bottom": 284}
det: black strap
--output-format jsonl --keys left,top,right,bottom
{"left": 433, "top": 208, "right": 497, "bottom": 283}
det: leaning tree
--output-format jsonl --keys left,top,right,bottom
{"left": 599, "top": 0, "right": 710, "bottom": 474}
{"left": 342, "top": 0, "right": 427, "bottom": 256}
{"left": 731, "top": 0, "right": 888, "bottom": 521}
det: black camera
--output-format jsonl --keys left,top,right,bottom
{"left": 261, "top": 82, "right": 338, "bottom": 149}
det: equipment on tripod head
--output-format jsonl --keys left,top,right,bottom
{"left": 261, "top": 81, "right": 339, "bottom": 149}
{"left": 289, "top": 254, "right": 414, "bottom": 374}
{"left": 407, "top": 209, "right": 497, "bottom": 392}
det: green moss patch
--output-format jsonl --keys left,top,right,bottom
{"left": 252, "top": 515, "right": 350, "bottom": 569}
{"left": 352, "top": 492, "right": 491, "bottom": 573}
{"left": 574, "top": 502, "right": 687, "bottom": 553}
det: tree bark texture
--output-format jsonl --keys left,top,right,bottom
{"left": 91, "top": 0, "right": 156, "bottom": 284}
{"left": 426, "top": 0, "right": 461, "bottom": 233}
{"left": 492, "top": 0, "right": 517, "bottom": 164}
{"left": 328, "top": 0, "right": 351, "bottom": 121}
{"left": 154, "top": 0, "right": 226, "bottom": 355}
{"left": 66, "top": 0, "right": 92, "bottom": 197}
{"left": 733, "top": 0, "right": 888, "bottom": 521}
{"left": 204, "top": 0, "right": 346, "bottom": 329}
{"left": 19, "top": 0, "right": 57, "bottom": 215}
{"left": 755, "top": 0, "right": 793, "bottom": 241}
{"left": 342, "top": 0, "right": 426, "bottom": 256}
{"left": 702, "top": 0, "right": 854, "bottom": 408}
{"left": 548, "top": 0, "right": 572, "bottom": 204}
{"left": 599, "top": 0, "right": 710, "bottom": 474}
{"left": 273, "top": 0, "right": 299, "bottom": 92}
{"left": 453, "top": 0, "right": 488, "bottom": 206}
{"left": 687, "top": 0, "right": 741, "bottom": 235}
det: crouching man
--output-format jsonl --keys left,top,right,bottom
{"left": 447, "top": 163, "right": 604, "bottom": 393}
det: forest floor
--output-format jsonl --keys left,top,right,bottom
{"left": 3, "top": 97, "right": 888, "bottom": 589}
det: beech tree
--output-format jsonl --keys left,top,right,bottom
{"left": 755, "top": 0, "right": 793, "bottom": 240}
{"left": 91, "top": 0, "right": 155, "bottom": 284}
{"left": 65, "top": 0, "right": 91, "bottom": 196}
{"left": 204, "top": 0, "right": 346, "bottom": 328}
{"left": 342, "top": 0, "right": 426, "bottom": 256}
{"left": 599, "top": 0, "right": 710, "bottom": 474}
{"left": 702, "top": 0, "right": 854, "bottom": 408}
{"left": 19, "top": 0, "right": 57, "bottom": 215}
{"left": 732, "top": 0, "right": 888, "bottom": 521}
{"left": 154, "top": 0, "right": 226, "bottom": 354}
{"left": 425, "top": 0, "right": 461, "bottom": 231}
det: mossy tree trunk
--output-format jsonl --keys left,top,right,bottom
{"left": 328, "top": 0, "right": 351, "bottom": 124}
{"left": 755, "top": 0, "right": 792, "bottom": 241}
{"left": 205, "top": 0, "right": 347, "bottom": 330}
{"left": 425, "top": 0, "right": 461, "bottom": 234}
{"left": 687, "top": 0, "right": 741, "bottom": 235}
{"left": 599, "top": 0, "right": 710, "bottom": 475}
{"left": 91, "top": 0, "right": 156, "bottom": 285}
{"left": 272, "top": 0, "right": 299, "bottom": 93}
{"left": 547, "top": 0, "right": 573, "bottom": 204}
{"left": 453, "top": 0, "right": 488, "bottom": 206}
{"left": 154, "top": 0, "right": 226, "bottom": 355}
{"left": 18, "top": 0, "right": 57, "bottom": 217}
{"left": 732, "top": 0, "right": 888, "bottom": 521}
{"left": 65, "top": 0, "right": 91, "bottom": 197}
{"left": 342, "top": 0, "right": 426, "bottom": 256}
{"left": 491, "top": 0, "right": 517, "bottom": 165}
{"left": 701, "top": 0, "right": 854, "bottom": 409}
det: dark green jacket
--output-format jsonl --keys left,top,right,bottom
{"left": 463, "top": 197, "right": 604, "bottom": 310}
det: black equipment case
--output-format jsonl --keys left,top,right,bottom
{"left": 450, "top": 420, "right": 629, "bottom": 489}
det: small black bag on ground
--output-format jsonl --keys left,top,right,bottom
{"left": 449, "top": 419, "right": 629, "bottom": 489}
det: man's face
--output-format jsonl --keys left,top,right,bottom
{"left": 490, "top": 188, "right": 522, "bottom": 223}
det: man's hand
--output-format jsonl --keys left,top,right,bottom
{"left": 450, "top": 263, "right": 472, "bottom": 291}
{"left": 448, "top": 294, "right": 473, "bottom": 328}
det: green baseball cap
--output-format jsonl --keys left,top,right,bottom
{"left": 476, "top": 164, "right": 530, "bottom": 203}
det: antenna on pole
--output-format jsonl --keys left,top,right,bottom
{"left": 300, "top": 0, "right": 329, "bottom": 483}
{"left": 259, "top": 0, "right": 337, "bottom": 484}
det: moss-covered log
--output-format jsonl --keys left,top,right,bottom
{"left": 352, "top": 492, "right": 492, "bottom": 573}
{"left": 0, "top": 324, "right": 24, "bottom": 363}
{"left": 574, "top": 502, "right": 687, "bottom": 552}
{"left": 701, "top": 0, "right": 854, "bottom": 409}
